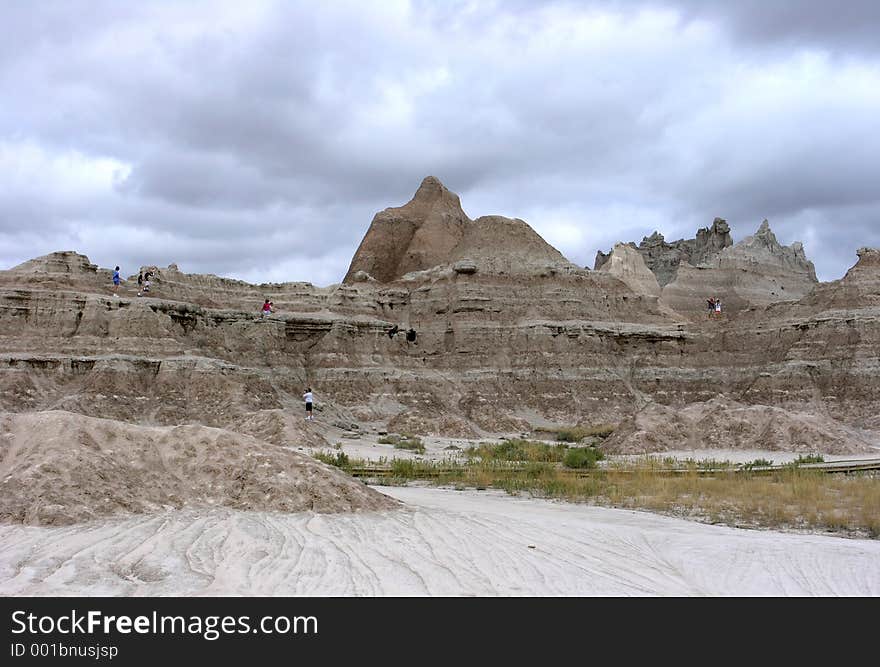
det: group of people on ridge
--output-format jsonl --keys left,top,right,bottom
{"left": 137, "top": 270, "right": 154, "bottom": 297}
{"left": 706, "top": 296, "right": 723, "bottom": 318}
{"left": 111, "top": 266, "right": 154, "bottom": 297}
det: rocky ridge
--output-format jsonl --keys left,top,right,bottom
{"left": 1, "top": 177, "right": 877, "bottom": 458}
{"left": 595, "top": 217, "right": 733, "bottom": 286}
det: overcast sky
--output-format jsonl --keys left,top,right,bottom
{"left": 2, "top": 0, "right": 878, "bottom": 285}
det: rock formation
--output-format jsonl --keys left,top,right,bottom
{"left": 344, "top": 176, "right": 575, "bottom": 282}
{"left": 719, "top": 220, "right": 817, "bottom": 281}
{"left": 661, "top": 219, "right": 818, "bottom": 316}
{"left": 597, "top": 243, "right": 662, "bottom": 298}
{"left": 1, "top": 177, "right": 878, "bottom": 457}
{"left": 595, "top": 217, "right": 733, "bottom": 286}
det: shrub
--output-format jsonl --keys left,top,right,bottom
{"left": 314, "top": 450, "right": 350, "bottom": 470}
{"left": 465, "top": 439, "right": 565, "bottom": 463}
{"left": 793, "top": 454, "right": 824, "bottom": 465}
{"left": 390, "top": 459, "right": 417, "bottom": 477}
{"left": 740, "top": 458, "right": 774, "bottom": 470}
{"left": 555, "top": 428, "right": 586, "bottom": 443}
{"left": 563, "top": 447, "right": 604, "bottom": 469}
{"left": 378, "top": 433, "right": 425, "bottom": 453}
{"left": 395, "top": 436, "right": 425, "bottom": 453}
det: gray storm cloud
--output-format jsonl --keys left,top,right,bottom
{"left": 1, "top": 0, "right": 878, "bottom": 285}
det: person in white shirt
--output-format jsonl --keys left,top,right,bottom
{"left": 303, "top": 388, "right": 314, "bottom": 421}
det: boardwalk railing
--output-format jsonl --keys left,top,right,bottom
{"left": 345, "top": 458, "right": 880, "bottom": 479}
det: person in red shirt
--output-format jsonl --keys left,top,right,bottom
{"left": 261, "top": 299, "right": 273, "bottom": 318}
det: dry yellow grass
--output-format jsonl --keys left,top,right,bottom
{"left": 526, "top": 468, "right": 880, "bottom": 537}
{"left": 374, "top": 459, "right": 880, "bottom": 537}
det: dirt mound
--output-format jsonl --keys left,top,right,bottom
{"left": 0, "top": 411, "right": 397, "bottom": 526}
{"left": 225, "top": 409, "right": 330, "bottom": 448}
{"left": 601, "top": 397, "right": 878, "bottom": 455}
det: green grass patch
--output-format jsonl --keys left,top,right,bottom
{"left": 739, "top": 458, "right": 774, "bottom": 470}
{"left": 378, "top": 433, "right": 426, "bottom": 454}
{"left": 314, "top": 450, "right": 352, "bottom": 470}
{"left": 792, "top": 454, "right": 825, "bottom": 465}
{"left": 464, "top": 439, "right": 567, "bottom": 463}
{"left": 563, "top": 446, "right": 604, "bottom": 469}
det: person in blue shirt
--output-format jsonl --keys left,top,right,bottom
{"left": 112, "top": 266, "right": 121, "bottom": 296}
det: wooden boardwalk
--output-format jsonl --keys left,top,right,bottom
{"left": 347, "top": 458, "right": 880, "bottom": 479}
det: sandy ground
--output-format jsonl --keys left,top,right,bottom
{"left": 1, "top": 485, "right": 878, "bottom": 596}
{"left": 317, "top": 432, "right": 484, "bottom": 463}
{"left": 320, "top": 428, "right": 880, "bottom": 466}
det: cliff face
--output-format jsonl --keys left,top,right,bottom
{"left": 1, "top": 179, "right": 878, "bottom": 446}
{"left": 0, "top": 234, "right": 671, "bottom": 437}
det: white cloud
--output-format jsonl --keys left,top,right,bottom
{"left": 0, "top": 141, "right": 130, "bottom": 197}
{"left": 1, "top": 1, "right": 878, "bottom": 285}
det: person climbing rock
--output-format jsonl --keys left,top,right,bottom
{"left": 406, "top": 327, "right": 417, "bottom": 342}
{"left": 261, "top": 299, "right": 273, "bottom": 318}
{"left": 387, "top": 324, "right": 399, "bottom": 338}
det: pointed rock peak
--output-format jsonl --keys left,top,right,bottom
{"left": 711, "top": 217, "right": 730, "bottom": 234}
{"left": 748, "top": 219, "right": 779, "bottom": 247}
{"left": 720, "top": 218, "right": 818, "bottom": 283}
{"left": 344, "top": 176, "right": 469, "bottom": 283}
{"left": 696, "top": 218, "right": 732, "bottom": 245}
{"left": 393, "top": 175, "right": 466, "bottom": 219}
{"left": 408, "top": 175, "right": 462, "bottom": 208}
{"left": 415, "top": 175, "right": 446, "bottom": 198}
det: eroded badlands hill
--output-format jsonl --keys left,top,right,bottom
{"left": 344, "top": 176, "right": 576, "bottom": 282}
{"left": 1, "top": 177, "right": 878, "bottom": 451}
